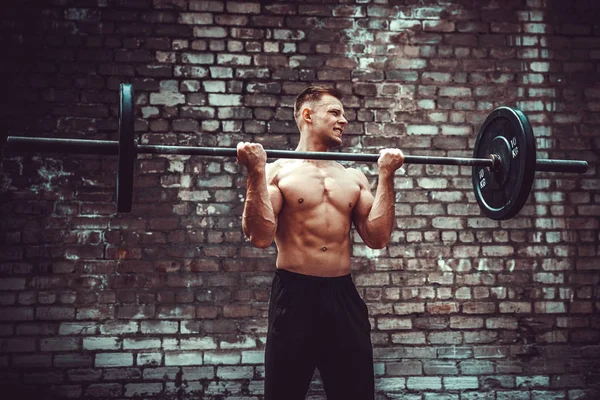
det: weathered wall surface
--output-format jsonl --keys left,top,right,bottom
{"left": 1, "top": 0, "right": 599, "bottom": 399}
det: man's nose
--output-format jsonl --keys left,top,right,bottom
{"left": 339, "top": 115, "right": 348, "bottom": 125}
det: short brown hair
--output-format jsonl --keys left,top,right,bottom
{"left": 294, "top": 85, "right": 343, "bottom": 120}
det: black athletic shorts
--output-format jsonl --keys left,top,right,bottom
{"left": 264, "top": 269, "right": 374, "bottom": 400}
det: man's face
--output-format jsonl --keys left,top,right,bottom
{"left": 306, "top": 94, "right": 348, "bottom": 147}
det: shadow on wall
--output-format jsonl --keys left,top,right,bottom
{"left": 1, "top": 4, "right": 50, "bottom": 138}
{"left": 540, "top": 3, "right": 600, "bottom": 232}
{"left": 531, "top": 0, "right": 600, "bottom": 393}
{"left": 2, "top": 384, "right": 68, "bottom": 400}
{"left": 540, "top": 1, "right": 600, "bottom": 129}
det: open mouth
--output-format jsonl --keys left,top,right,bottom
{"left": 334, "top": 128, "right": 343, "bottom": 136}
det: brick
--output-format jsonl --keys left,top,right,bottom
{"left": 487, "top": 317, "right": 518, "bottom": 330}
{"left": 194, "top": 26, "right": 227, "bottom": 38}
{"left": 393, "top": 303, "right": 425, "bottom": 315}
{"left": 67, "top": 368, "right": 102, "bottom": 382}
{"left": 150, "top": 92, "right": 185, "bottom": 106}
{"left": 83, "top": 337, "right": 121, "bottom": 350}
{"left": 0, "top": 307, "right": 34, "bottom": 321}
{"left": 444, "top": 376, "right": 479, "bottom": 390}
{"left": 221, "top": 337, "right": 256, "bottom": 350}
{"left": 391, "top": 331, "right": 427, "bottom": 344}
{"left": 165, "top": 337, "right": 217, "bottom": 350}
{"left": 178, "top": 12, "right": 212, "bottom": 24}
{"left": 428, "top": 331, "right": 462, "bottom": 344}
{"left": 434, "top": 347, "right": 473, "bottom": 361}
{"left": 54, "top": 354, "right": 94, "bottom": 368}
{"left": 217, "top": 53, "right": 252, "bottom": 66}
{"left": 0, "top": 278, "right": 26, "bottom": 291}
{"left": 464, "top": 334, "right": 496, "bottom": 349}
{"left": 463, "top": 302, "right": 496, "bottom": 314}
{"left": 496, "top": 391, "right": 531, "bottom": 400}
{"left": 424, "top": 20, "right": 455, "bottom": 32}
{"left": 100, "top": 321, "right": 138, "bottom": 335}
{"left": 450, "top": 316, "right": 484, "bottom": 329}
{"left": 423, "top": 360, "right": 459, "bottom": 375}
{"left": 123, "top": 338, "right": 161, "bottom": 349}
{"left": 226, "top": 1, "right": 260, "bottom": 14}
{"left": 138, "top": 353, "right": 162, "bottom": 366}
{"left": 208, "top": 94, "right": 242, "bottom": 106}
{"left": 499, "top": 302, "right": 532, "bottom": 314}
{"left": 98, "top": 368, "right": 141, "bottom": 383}
{"left": 125, "top": 383, "right": 163, "bottom": 397}
{"left": 40, "top": 337, "right": 79, "bottom": 352}
{"left": 95, "top": 353, "right": 133, "bottom": 367}
{"left": 84, "top": 383, "right": 122, "bottom": 397}
{"left": 407, "top": 376, "right": 442, "bottom": 390}
{"left": 461, "top": 393, "right": 495, "bottom": 400}
{"left": 535, "top": 302, "right": 566, "bottom": 314}
{"left": 165, "top": 351, "right": 203, "bottom": 366}
{"left": 140, "top": 321, "right": 179, "bottom": 335}
{"left": 376, "top": 377, "right": 406, "bottom": 392}
{"left": 216, "top": 366, "right": 253, "bottom": 380}
{"left": 387, "top": 360, "right": 423, "bottom": 376}
{"left": 460, "top": 360, "right": 495, "bottom": 375}
{"left": 376, "top": 317, "right": 412, "bottom": 330}
{"left": 388, "top": 19, "right": 420, "bottom": 31}
{"left": 59, "top": 322, "right": 99, "bottom": 335}
{"left": 427, "top": 302, "right": 459, "bottom": 314}
{"left": 204, "top": 351, "right": 241, "bottom": 365}
{"left": 407, "top": 125, "right": 440, "bottom": 135}
{"left": 241, "top": 350, "right": 264, "bottom": 364}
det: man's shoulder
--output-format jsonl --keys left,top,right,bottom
{"left": 344, "top": 166, "right": 369, "bottom": 186}
{"left": 267, "top": 158, "right": 295, "bottom": 170}
{"left": 265, "top": 159, "right": 294, "bottom": 182}
{"left": 344, "top": 165, "right": 366, "bottom": 177}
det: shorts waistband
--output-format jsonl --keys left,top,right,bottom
{"left": 275, "top": 268, "right": 353, "bottom": 285}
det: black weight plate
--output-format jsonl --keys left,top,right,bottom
{"left": 117, "top": 83, "right": 135, "bottom": 213}
{"left": 472, "top": 107, "right": 536, "bottom": 220}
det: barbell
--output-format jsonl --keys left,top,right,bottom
{"left": 2, "top": 84, "right": 589, "bottom": 220}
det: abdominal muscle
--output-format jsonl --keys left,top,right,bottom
{"left": 274, "top": 202, "right": 354, "bottom": 277}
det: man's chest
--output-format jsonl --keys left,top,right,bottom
{"left": 277, "top": 164, "right": 361, "bottom": 212}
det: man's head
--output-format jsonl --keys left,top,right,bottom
{"left": 294, "top": 85, "right": 347, "bottom": 148}
{"left": 293, "top": 86, "right": 343, "bottom": 121}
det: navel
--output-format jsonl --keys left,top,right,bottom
{"left": 321, "top": 246, "right": 327, "bottom": 252}
{"left": 298, "top": 198, "right": 304, "bottom": 204}
{"left": 349, "top": 202, "right": 353, "bottom": 208}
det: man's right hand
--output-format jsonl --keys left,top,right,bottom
{"left": 377, "top": 148, "right": 405, "bottom": 176}
{"left": 237, "top": 142, "right": 267, "bottom": 170}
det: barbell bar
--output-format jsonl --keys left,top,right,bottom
{"left": 4, "top": 136, "right": 497, "bottom": 166}
{"left": 3, "top": 136, "right": 588, "bottom": 172}
{"left": 1, "top": 83, "right": 590, "bottom": 220}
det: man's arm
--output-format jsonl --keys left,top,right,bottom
{"left": 351, "top": 149, "right": 404, "bottom": 249}
{"left": 238, "top": 142, "right": 283, "bottom": 248}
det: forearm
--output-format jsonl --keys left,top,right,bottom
{"left": 242, "top": 168, "right": 276, "bottom": 248}
{"left": 365, "top": 171, "right": 396, "bottom": 248}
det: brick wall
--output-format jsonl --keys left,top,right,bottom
{"left": 1, "top": 0, "right": 599, "bottom": 399}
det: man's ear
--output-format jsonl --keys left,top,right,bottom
{"left": 301, "top": 107, "right": 312, "bottom": 123}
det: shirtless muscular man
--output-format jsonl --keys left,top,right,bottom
{"left": 237, "top": 86, "right": 404, "bottom": 400}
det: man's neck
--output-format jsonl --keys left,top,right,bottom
{"left": 295, "top": 134, "right": 330, "bottom": 152}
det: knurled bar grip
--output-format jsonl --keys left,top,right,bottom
{"left": 535, "top": 159, "right": 589, "bottom": 173}
{"left": 4, "top": 136, "right": 588, "bottom": 173}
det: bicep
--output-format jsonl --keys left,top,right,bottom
{"left": 268, "top": 183, "right": 284, "bottom": 219}
{"left": 350, "top": 170, "right": 375, "bottom": 230}
{"left": 266, "top": 163, "right": 284, "bottom": 220}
